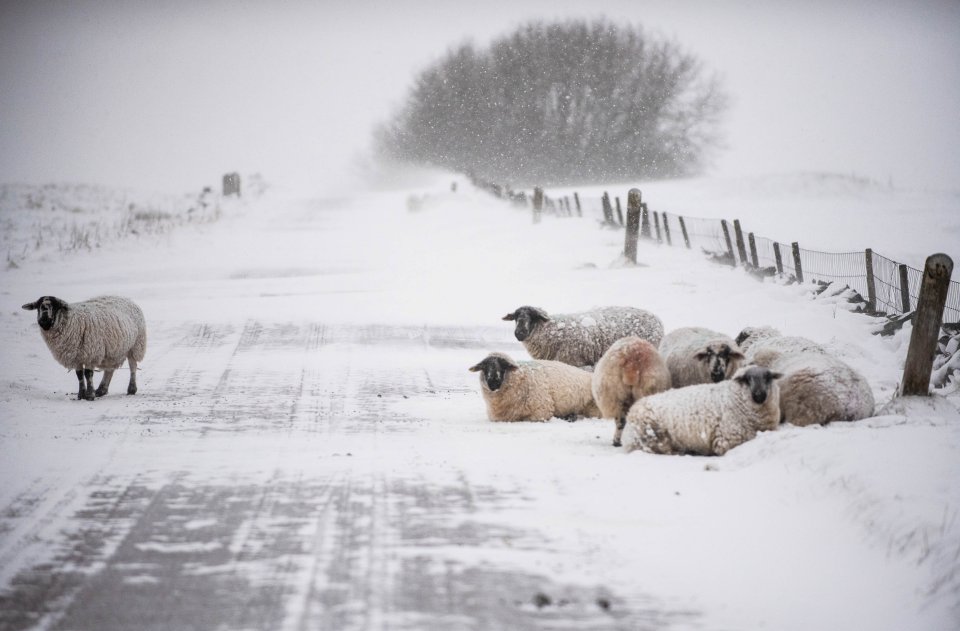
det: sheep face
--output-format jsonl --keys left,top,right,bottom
{"left": 734, "top": 366, "right": 782, "bottom": 404}
{"left": 469, "top": 354, "right": 519, "bottom": 392}
{"left": 22, "top": 296, "right": 68, "bottom": 331}
{"left": 696, "top": 343, "right": 745, "bottom": 383}
{"left": 502, "top": 306, "right": 549, "bottom": 342}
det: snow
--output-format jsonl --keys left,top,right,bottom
{"left": 0, "top": 172, "right": 958, "bottom": 629}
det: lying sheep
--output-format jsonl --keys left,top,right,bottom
{"left": 592, "top": 337, "right": 672, "bottom": 447}
{"left": 659, "top": 326, "right": 745, "bottom": 387}
{"left": 737, "top": 326, "right": 874, "bottom": 426}
{"left": 22, "top": 295, "right": 147, "bottom": 400}
{"left": 502, "top": 305, "right": 664, "bottom": 367}
{"left": 623, "top": 366, "right": 782, "bottom": 456}
{"left": 469, "top": 352, "right": 600, "bottom": 422}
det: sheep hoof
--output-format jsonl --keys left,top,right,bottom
{"left": 127, "top": 384, "right": 137, "bottom": 395}
{"left": 83, "top": 388, "right": 95, "bottom": 401}
{"left": 95, "top": 386, "right": 108, "bottom": 398}
{"left": 612, "top": 439, "right": 622, "bottom": 448}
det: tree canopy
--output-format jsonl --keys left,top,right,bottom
{"left": 375, "top": 19, "right": 728, "bottom": 185}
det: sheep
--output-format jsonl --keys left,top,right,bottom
{"left": 658, "top": 326, "right": 745, "bottom": 388}
{"left": 469, "top": 351, "right": 601, "bottom": 422}
{"left": 623, "top": 366, "right": 782, "bottom": 456}
{"left": 591, "top": 337, "right": 672, "bottom": 447}
{"left": 736, "top": 326, "right": 874, "bottom": 426}
{"left": 22, "top": 295, "right": 147, "bottom": 401}
{"left": 502, "top": 305, "right": 664, "bottom": 367}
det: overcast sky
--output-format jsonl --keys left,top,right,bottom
{"left": 1, "top": 0, "right": 958, "bottom": 194}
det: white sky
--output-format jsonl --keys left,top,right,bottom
{"left": 1, "top": 0, "right": 958, "bottom": 194}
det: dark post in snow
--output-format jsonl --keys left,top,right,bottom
{"left": 733, "top": 219, "right": 748, "bottom": 266}
{"left": 721, "top": 220, "right": 735, "bottom": 265}
{"left": 640, "top": 202, "right": 651, "bottom": 239}
{"left": 624, "top": 188, "right": 642, "bottom": 264}
{"left": 678, "top": 216, "right": 691, "bottom": 249}
{"left": 898, "top": 264, "right": 912, "bottom": 313}
{"left": 662, "top": 213, "right": 672, "bottom": 246}
{"left": 573, "top": 192, "right": 582, "bottom": 217}
{"left": 223, "top": 172, "right": 241, "bottom": 197}
{"left": 533, "top": 187, "right": 543, "bottom": 223}
{"left": 748, "top": 232, "right": 759, "bottom": 268}
{"left": 653, "top": 211, "right": 662, "bottom": 243}
{"left": 901, "top": 254, "right": 954, "bottom": 396}
{"left": 773, "top": 242, "right": 784, "bottom": 275}
{"left": 564, "top": 196, "right": 572, "bottom": 217}
{"left": 792, "top": 242, "right": 804, "bottom": 283}
{"left": 865, "top": 248, "right": 877, "bottom": 313}
{"left": 615, "top": 197, "right": 624, "bottom": 226}
{"left": 602, "top": 192, "right": 614, "bottom": 225}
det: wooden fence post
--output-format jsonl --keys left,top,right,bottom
{"left": 653, "top": 211, "right": 662, "bottom": 243}
{"left": 662, "top": 213, "right": 672, "bottom": 246}
{"left": 574, "top": 192, "right": 582, "bottom": 217}
{"left": 533, "top": 187, "right": 543, "bottom": 223}
{"left": 792, "top": 242, "right": 804, "bottom": 283}
{"left": 865, "top": 249, "right": 877, "bottom": 313}
{"left": 624, "top": 189, "right": 642, "bottom": 263}
{"left": 602, "top": 192, "right": 614, "bottom": 225}
{"left": 748, "top": 232, "right": 759, "bottom": 268}
{"left": 733, "top": 219, "right": 748, "bottom": 265}
{"left": 901, "top": 254, "right": 954, "bottom": 395}
{"left": 721, "top": 220, "right": 735, "bottom": 264}
{"left": 773, "top": 243, "right": 784, "bottom": 275}
{"left": 222, "top": 172, "right": 241, "bottom": 197}
{"left": 615, "top": 197, "right": 624, "bottom": 226}
{"left": 678, "top": 217, "right": 691, "bottom": 249}
{"left": 898, "top": 264, "right": 911, "bottom": 313}
{"left": 640, "top": 202, "right": 651, "bottom": 239}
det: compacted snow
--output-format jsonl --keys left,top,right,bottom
{"left": 0, "top": 173, "right": 957, "bottom": 630}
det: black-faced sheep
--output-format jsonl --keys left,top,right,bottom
{"left": 591, "top": 337, "right": 672, "bottom": 447}
{"left": 469, "top": 352, "right": 601, "bottom": 422}
{"left": 623, "top": 366, "right": 782, "bottom": 456}
{"left": 659, "top": 326, "right": 745, "bottom": 387}
{"left": 737, "top": 327, "right": 874, "bottom": 426}
{"left": 22, "top": 295, "right": 147, "bottom": 400}
{"left": 502, "top": 305, "right": 664, "bottom": 367}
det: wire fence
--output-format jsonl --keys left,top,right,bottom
{"left": 491, "top": 183, "right": 960, "bottom": 324}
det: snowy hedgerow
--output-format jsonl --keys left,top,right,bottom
{"left": 591, "top": 336, "right": 672, "bottom": 447}
{"left": 659, "top": 326, "right": 745, "bottom": 387}
{"left": 22, "top": 295, "right": 147, "bottom": 401}
{"left": 623, "top": 366, "right": 782, "bottom": 456}
{"left": 736, "top": 326, "right": 874, "bottom": 426}
{"left": 502, "top": 305, "right": 664, "bottom": 367}
{"left": 469, "top": 352, "right": 600, "bottom": 422}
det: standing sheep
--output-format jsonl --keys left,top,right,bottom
{"left": 502, "top": 305, "right": 664, "bottom": 367}
{"left": 22, "top": 295, "right": 147, "bottom": 401}
{"left": 623, "top": 366, "right": 782, "bottom": 456}
{"left": 659, "top": 326, "right": 745, "bottom": 387}
{"left": 592, "top": 337, "right": 672, "bottom": 447}
{"left": 469, "top": 352, "right": 601, "bottom": 422}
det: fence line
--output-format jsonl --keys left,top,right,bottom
{"left": 465, "top": 177, "right": 960, "bottom": 323}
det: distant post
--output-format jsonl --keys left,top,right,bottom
{"left": 602, "top": 192, "right": 614, "bottom": 225}
{"left": 615, "top": 197, "right": 624, "bottom": 226}
{"left": 533, "top": 187, "right": 544, "bottom": 223}
{"left": 653, "top": 211, "right": 662, "bottom": 243}
{"left": 573, "top": 192, "right": 582, "bottom": 217}
{"left": 748, "top": 233, "right": 759, "bottom": 268}
{"left": 901, "top": 254, "right": 954, "bottom": 395}
{"left": 865, "top": 249, "right": 877, "bottom": 313}
{"left": 898, "top": 264, "right": 911, "bottom": 313}
{"left": 640, "top": 202, "right": 651, "bottom": 239}
{"left": 792, "top": 242, "right": 804, "bottom": 283}
{"left": 733, "top": 219, "right": 748, "bottom": 266}
{"left": 678, "top": 217, "right": 691, "bottom": 249}
{"left": 721, "top": 220, "right": 735, "bottom": 264}
{"left": 624, "top": 189, "right": 642, "bottom": 263}
{"left": 773, "top": 243, "right": 784, "bottom": 275}
{"left": 223, "top": 172, "right": 241, "bottom": 197}
{"left": 662, "top": 213, "right": 672, "bottom": 246}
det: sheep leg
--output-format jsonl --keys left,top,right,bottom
{"left": 613, "top": 416, "right": 626, "bottom": 447}
{"left": 75, "top": 369, "right": 86, "bottom": 400}
{"left": 127, "top": 357, "right": 138, "bottom": 395}
{"left": 95, "top": 370, "right": 114, "bottom": 397}
{"left": 81, "top": 368, "right": 95, "bottom": 401}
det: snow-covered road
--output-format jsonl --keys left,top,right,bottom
{"left": 1, "top": 177, "right": 958, "bottom": 630}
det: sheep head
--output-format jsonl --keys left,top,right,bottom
{"left": 469, "top": 353, "right": 520, "bottom": 392}
{"left": 502, "top": 305, "right": 550, "bottom": 342}
{"left": 22, "top": 296, "right": 68, "bottom": 331}
{"left": 733, "top": 366, "right": 782, "bottom": 405}
{"left": 695, "top": 343, "right": 745, "bottom": 383}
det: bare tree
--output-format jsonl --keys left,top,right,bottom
{"left": 375, "top": 19, "right": 728, "bottom": 185}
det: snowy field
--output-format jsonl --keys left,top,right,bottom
{"left": 0, "top": 172, "right": 958, "bottom": 630}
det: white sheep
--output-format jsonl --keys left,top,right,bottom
{"left": 469, "top": 352, "right": 601, "bottom": 422}
{"left": 659, "top": 326, "right": 745, "bottom": 387}
{"left": 502, "top": 305, "right": 664, "bottom": 367}
{"left": 623, "top": 366, "right": 782, "bottom": 456}
{"left": 22, "top": 295, "right": 147, "bottom": 400}
{"left": 735, "top": 326, "right": 874, "bottom": 426}
{"left": 592, "top": 336, "right": 672, "bottom": 447}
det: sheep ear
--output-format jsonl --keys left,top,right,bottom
{"left": 502, "top": 312, "right": 517, "bottom": 321}
{"left": 734, "top": 330, "right": 751, "bottom": 346}
{"left": 729, "top": 350, "right": 745, "bottom": 360}
{"left": 21, "top": 300, "right": 39, "bottom": 310}
{"left": 530, "top": 307, "right": 550, "bottom": 321}
{"left": 468, "top": 362, "right": 484, "bottom": 372}
{"left": 695, "top": 351, "right": 710, "bottom": 360}
{"left": 768, "top": 371, "right": 783, "bottom": 380}
{"left": 496, "top": 355, "right": 520, "bottom": 370}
